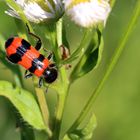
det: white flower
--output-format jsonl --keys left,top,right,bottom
{"left": 65, "top": 0, "right": 111, "bottom": 27}
{"left": 5, "top": 0, "right": 64, "bottom": 23}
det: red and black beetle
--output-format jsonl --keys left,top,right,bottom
{"left": 5, "top": 25, "right": 57, "bottom": 87}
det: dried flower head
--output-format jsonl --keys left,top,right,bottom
{"left": 5, "top": 0, "right": 64, "bottom": 23}
{"left": 65, "top": 0, "right": 111, "bottom": 27}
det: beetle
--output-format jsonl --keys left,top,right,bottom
{"left": 5, "top": 25, "right": 58, "bottom": 87}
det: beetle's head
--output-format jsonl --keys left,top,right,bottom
{"left": 43, "top": 67, "right": 58, "bottom": 83}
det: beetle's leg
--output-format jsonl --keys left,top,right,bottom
{"left": 6, "top": 56, "right": 15, "bottom": 64}
{"left": 43, "top": 48, "right": 48, "bottom": 52}
{"left": 24, "top": 70, "right": 28, "bottom": 76}
{"left": 24, "top": 70, "right": 33, "bottom": 79}
{"left": 47, "top": 52, "right": 53, "bottom": 60}
{"left": 43, "top": 48, "right": 53, "bottom": 60}
{"left": 38, "top": 77, "right": 43, "bottom": 88}
{"left": 49, "top": 63, "right": 57, "bottom": 68}
{"left": 25, "top": 73, "right": 33, "bottom": 79}
{"left": 45, "top": 84, "right": 50, "bottom": 93}
{"left": 26, "top": 24, "right": 42, "bottom": 51}
{"left": 35, "top": 39, "right": 42, "bottom": 51}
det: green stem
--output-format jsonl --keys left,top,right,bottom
{"left": 52, "top": 73, "right": 69, "bottom": 140}
{"left": 34, "top": 78, "right": 52, "bottom": 137}
{"left": 110, "top": 0, "right": 117, "bottom": 8}
{"left": 67, "top": 0, "right": 140, "bottom": 133}
{"left": 52, "top": 19, "right": 70, "bottom": 140}
{"left": 57, "top": 18, "right": 63, "bottom": 46}
{"left": 47, "top": 23, "right": 61, "bottom": 64}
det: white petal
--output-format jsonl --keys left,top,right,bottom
{"left": 14, "top": 0, "right": 25, "bottom": 6}
{"left": 5, "top": 10, "right": 20, "bottom": 19}
{"left": 24, "top": 3, "right": 55, "bottom": 21}
{"left": 45, "top": 0, "right": 55, "bottom": 14}
{"left": 54, "top": 0, "right": 64, "bottom": 12}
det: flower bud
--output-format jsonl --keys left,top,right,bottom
{"left": 6, "top": 0, "right": 64, "bottom": 23}
{"left": 65, "top": 0, "right": 111, "bottom": 27}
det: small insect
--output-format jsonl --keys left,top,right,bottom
{"left": 5, "top": 25, "right": 57, "bottom": 87}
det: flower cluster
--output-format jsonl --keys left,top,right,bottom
{"left": 6, "top": 0, "right": 111, "bottom": 27}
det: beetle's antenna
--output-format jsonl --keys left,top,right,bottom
{"left": 46, "top": 84, "right": 50, "bottom": 93}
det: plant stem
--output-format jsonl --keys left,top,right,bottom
{"left": 110, "top": 0, "right": 117, "bottom": 8}
{"left": 33, "top": 77, "right": 52, "bottom": 138}
{"left": 47, "top": 23, "right": 61, "bottom": 64}
{"left": 52, "top": 19, "right": 70, "bottom": 140}
{"left": 57, "top": 18, "right": 63, "bottom": 46}
{"left": 67, "top": 0, "right": 140, "bottom": 133}
{"left": 53, "top": 81, "right": 69, "bottom": 140}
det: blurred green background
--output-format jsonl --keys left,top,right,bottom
{"left": 0, "top": 0, "right": 140, "bottom": 140}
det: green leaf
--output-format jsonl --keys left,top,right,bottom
{"left": 64, "top": 114, "right": 97, "bottom": 140}
{"left": 80, "top": 114, "right": 97, "bottom": 139}
{"left": 63, "top": 134, "right": 79, "bottom": 140}
{"left": 0, "top": 81, "right": 46, "bottom": 130}
{"left": 70, "top": 29, "right": 104, "bottom": 81}
{"left": 14, "top": 108, "right": 35, "bottom": 140}
{"left": 20, "top": 126, "right": 35, "bottom": 140}
{"left": 68, "top": 135, "right": 80, "bottom": 140}
{"left": 63, "top": 135, "right": 72, "bottom": 140}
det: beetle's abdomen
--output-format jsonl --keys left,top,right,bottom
{"left": 5, "top": 37, "right": 49, "bottom": 77}
{"left": 5, "top": 37, "right": 28, "bottom": 63}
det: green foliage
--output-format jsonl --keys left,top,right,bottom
{"left": 70, "top": 29, "right": 104, "bottom": 81}
{"left": 64, "top": 114, "right": 97, "bottom": 140}
{"left": 0, "top": 81, "right": 46, "bottom": 130}
{"left": 79, "top": 114, "right": 97, "bottom": 139}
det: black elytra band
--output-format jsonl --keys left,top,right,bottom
{"left": 38, "top": 54, "right": 45, "bottom": 61}
{"left": 5, "top": 37, "right": 14, "bottom": 48}
{"left": 7, "top": 39, "right": 31, "bottom": 64}
{"left": 8, "top": 53, "right": 22, "bottom": 63}
{"left": 28, "top": 54, "right": 45, "bottom": 73}
{"left": 21, "top": 39, "right": 31, "bottom": 49}
{"left": 28, "top": 60, "right": 37, "bottom": 73}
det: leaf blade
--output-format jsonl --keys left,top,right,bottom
{"left": 64, "top": 114, "right": 97, "bottom": 140}
{"left": 70, "top": 29, "right": 104, "bottom": 81}
{"left": 0, "top": 81, "right": 46, "bottom": 130}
